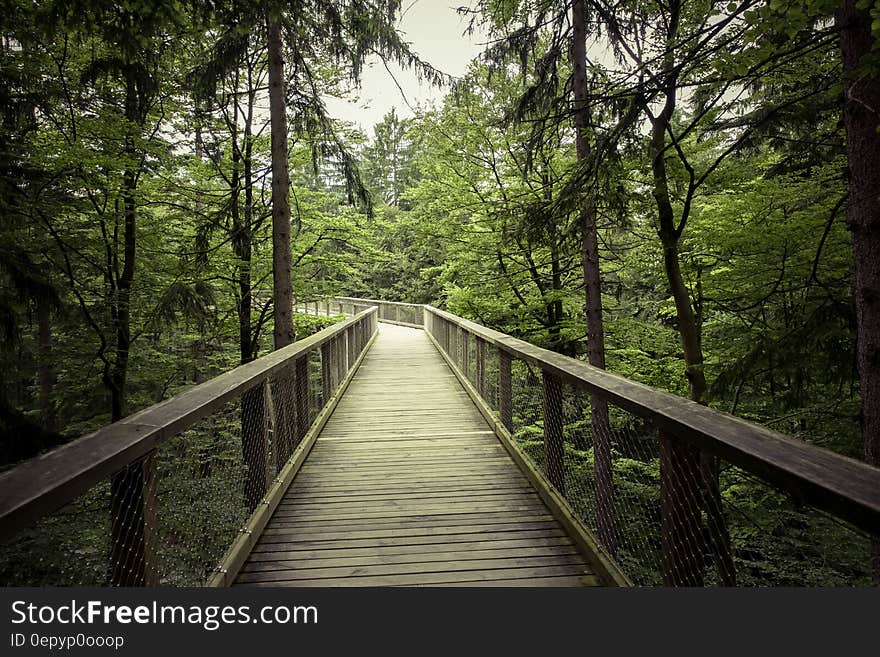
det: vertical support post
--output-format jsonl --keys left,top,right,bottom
{"left": 340, "top": 330, "right": 349, "bottom": 375}
{"left": 347, "top": 325, "right": 356, "bottom": 368}
{"left": 109, "top": 455, "right": 158, "bottom": 586}
{"left": 460, "top": 327, "right": 469, "bottom": 377}
{"left": 395, "top": 304, "right": 401, "bottom": 323}
{"left": 499, "top": 349, "right": 513, "bottom": 432}
{"left": 294, "top": 355, "right": 309, "bottom": 446}
{"left": 593, "top": 392, "right": 617, "bottom": 556}
{"left": 476, "top": 337, "right": 486, "bottom": 397}
{"left": 241, "top": 381, "right": 271, "bottom": 500}
{"left": 450, "top": 322, "right": 457, "bottom": 364}
{"left": 660, "top": 432, "right": 705, "bottom": 586}
{"left": 321, "top": 341, "right": 332, "bottom": 406}
{"left": 541, "top": 370, "right": 565, "bottom": 494}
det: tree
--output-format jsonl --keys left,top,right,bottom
{"left": 838, "top": 0, "right": 880, "bottom": 580}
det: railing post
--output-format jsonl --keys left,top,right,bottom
{"left": 542, "top": 370, "right": 565, "bottom": 494}
{"left": 321, "top": 341, "right": 332, "bottom": 405}
{"left": 476, "top": 337, "right": 486, "bottom": 397}
{"left": 294, "top": 355, "right": 309, "bottom": 446}
{"left": 109, "top": 455, "right": 158, "bottom": 586}
{"left": 460, "top": 327, "right": 469, "bottom": 377}
{"left": 592, "top": 393, "right": 617, "bottom": 556}
{"left": 340, "top": 330, "right": 349, "bottom": 375}
{"left": 395, "top": 304, "right": 401, "bottom": 323}
{"left": 660, "top": 432, "right": 704, "bottom": 586}
{"left": 449, "top": 321, "right": 457, "bottom": 363}
{"left": 499, "top": 349, "right": 513, "bottom": 432}
{"left": 242, "top": 382, "right": 271, "bottom": 501}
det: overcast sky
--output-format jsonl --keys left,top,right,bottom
{"left": 323, "top": 1, "right": 487, "bottom": 134}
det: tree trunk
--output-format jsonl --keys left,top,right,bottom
{"left": 267, "top": 17, "right": 294, "bottom": 350}
{"left": 266, "top": 19, "right": 298, "bottom": 465}
{"left": 650, "top": 74, "right": 735, "bottom": 584}
{"left": 571, "top": 0, "right": 615, "bottom": 556}
{"left": 110, "top": 70, "right": 139, "bottom": 423}
{"left": 839, "top": 0, "right": 880, "bottom": 582}
{"left": 109, "top": 67, "right": 157, "bottom": 586}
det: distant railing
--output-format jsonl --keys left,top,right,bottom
{"left": 423, "top": 305, "right": 880, "bottom": 586}
{"left": 0, "top": 308, "right": 378, "bottom": 586}
{"left": 295, "top": 297, "right": 424, "bottom": 328}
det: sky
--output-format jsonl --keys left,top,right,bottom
{"left": 323, "top": 1, "right": 488, "bottom": 134}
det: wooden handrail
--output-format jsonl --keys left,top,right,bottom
{"left": 424, "top": 305, "right": 880, "bottom": 538}
{"left": 0, "top": 307, "right": 378, "bottom": 542}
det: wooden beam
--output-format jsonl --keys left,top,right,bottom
{"left": 499, "top": 350, "right": 513, "bottom": 433}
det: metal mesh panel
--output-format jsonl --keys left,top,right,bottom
{"left": 0, "top": 482, "right": 112, "bottom": 585}
{"left": 154, "top": 398, "right": 250, "bottom": 585}
{"left": 717, "top": 464, "right": 873, "bottom": 586}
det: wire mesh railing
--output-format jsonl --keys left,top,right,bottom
{"left": 0, "top": 307, "right": 378, "bottom": 586}
{"left": 424, "top": 305, "right": 880, "bottom": 587}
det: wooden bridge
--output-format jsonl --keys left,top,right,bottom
{"left": 0, "top": 298, "right": 878, "bottom": 587}
{"left": 235, "top": 324, "right": 601, "bottom": 587}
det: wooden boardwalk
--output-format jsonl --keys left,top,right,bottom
{"left": 235, "top": 324, "right": 600, "bottom": 587}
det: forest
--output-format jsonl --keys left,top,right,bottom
{"left": 1, "top": 0, "right": 879, "bottom": 586}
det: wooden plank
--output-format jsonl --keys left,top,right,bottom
{"left": 285, "top": 488, "right": 532, "bottom": 503}
{"left": 256, "top": 522, "right": 566, "bottom": 545}
{"left": 279, "top": 487, "right": 536, "bottom": 510}
{"left": 266, "top": 502, "right": 550, "bottom": 523}
{"left": 236, "top": 554, "right": 587, "bottom": 584}
{"left": 245, "top": 536, "right": 576, "bottom": 562}
{"left": 241, "top": 545, "right": 583, "bottom": 573}
{"left": 262, "top": 514, "right": 561, "bottom": 535}
{"left": 287, "top": 474, "right": 529, "bottom": 492}
{"left": 236, "top": 564, "right": 593, "bottom": 587}
{"left": 295, "top": 464, "right": 521, "bottom": 478}
{"left": 251, "top": 531, "right": 569, "bottom": 556}
{"left": 290, "top": 471, "right": 528, "bottom": 487}
{"left": 281, "top": 486, "right": 535, "bottom": 503}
